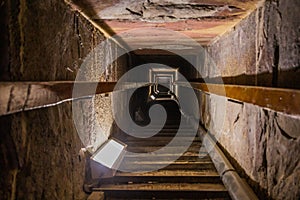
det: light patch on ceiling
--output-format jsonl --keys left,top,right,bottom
{"left": 98, "top": 0, "right": 244, "bottom": 22}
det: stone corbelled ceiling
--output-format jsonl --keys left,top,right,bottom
{"left": 98, "top": 0, "right": 245, "bottom": 21}
{"left": 71, "top": 0, "right": 263, "bottom": 49}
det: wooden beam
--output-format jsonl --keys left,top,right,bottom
{"left": 0, "top": 81, "right": 117, "bottom": 116}
{"left": 2, "top": 81, "right": 299, "bottom": 116}
{"left": 182, "top": 82, "right": 300, "bottom": 116}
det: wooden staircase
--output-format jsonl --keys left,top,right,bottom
{"left": 92, "top": 100, "right": 231, "bottom": 199}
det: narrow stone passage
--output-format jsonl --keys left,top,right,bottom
{"left": 1, "top": 0, "right": 299, "bottom": 199}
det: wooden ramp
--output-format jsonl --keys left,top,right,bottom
{"left": 91, "top": 101, "right": 231, "bottom": 199}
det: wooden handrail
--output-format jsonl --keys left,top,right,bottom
{"left": 178, "top": 82, "right": 300, "bottom": 116}
{"left": 0, "top": 81, "right": 117, "bottom": 116}
{"left": 1, "top": 81, "right": 299, "bottom": 116}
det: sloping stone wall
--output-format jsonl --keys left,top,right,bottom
{"left": 198, "top": 92, "right": 300, "bottom": 199}
{"left": 0, "top": 0, "right": 127, "bottom": 199}
{"left": 0, "top": 103, "right": 87, "bottom": 199}
{"left": 205, "top": 0, "right": 300, "bottom": 88}
{"left": 199, "top": 0, "right": 300, "bottom": 199}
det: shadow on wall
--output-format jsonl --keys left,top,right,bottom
{"left": 190, "top": 67, "right": 300, "bottom": 89}
{"left": 69, "top": 0, "right": 116, "bottom": 36}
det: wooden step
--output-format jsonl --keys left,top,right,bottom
{"left": 124, "top": 140, "right": 199, "bottom": 147}
{"left": 101, "top": 170, "right": 221, "bottom": 184}
{"left": 94, "top": 183, "right": 229, "bottom": 199}
{"left": 135, "top": 128, "right": 195, "bottom": 132}
{"left": 125, "top": 145, "right": 202, "bottom": 153}
{"left": 125, "top": 133, "right": 196, "bottom": 138}
{"left": 146, "top": 126, "right": 192, "bottom": 130}
{"left": 115, "top": 170, "right": 219, "bottom": 177}
{"left": 122, "top": 136, "right": 200, "bottom": 142}
{"left": 123, "top": 155, "right": 211, "bottom": 162}
{"left": 119, "top": 161, "right": 215, "bottom": 171}
{"left": 122, "top": 159, "right": 213, "bottom": 166}
{"left": 105, "top": 197, "right": 229, "bottom": 200}
{"left": 101, "top": 175, "right": 221, "bottom": 184}
{"left": 121, "top": 133, "right": 198, "bottom": 140}
{"left": 124, "top": 151, "right": 208, "bottom": 157}
{"left": 125, "top": 140, "right": 201, "bottom": 146}
{"left": 97, "top": 183, "right": 226, "bottom": 191}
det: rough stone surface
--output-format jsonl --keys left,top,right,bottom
{"left": 205, "top": 0, "right": 300, "bottom": 88}
{"left": 205, "top": 11, "right": 257, "bottom": 78}
{"left": 0, "top": 103, "right": 87, "bottom": 199}
{"left": 3, "top": 0, "right": 128, "bottom": 82}
{"left": 98, "top": 0, "right": 245, "bottom": 22}
{"left": 198, "top": 0, "right": 300, "bottom": 199}
{"left": 0, "top": 0, "right": 127, "bottom": 199}
{"left": 199, "top": 92, "right": 300, "bottom": 199}
{"left": 72, "top": 0, "right": 261, "bottom": 46}
{"left": 7, "top": 0, "right": 84, "bottom": 81}
{"left": 79, "top": 94, "right": 114, "bottom": 153}
{"left": 1, "top": 0, "right": 299, "bottom": 199}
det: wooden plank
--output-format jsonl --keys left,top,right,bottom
{"left": 122, "top": 159, "right": 212, "bottom": 165}
{"left": 119, "top": 162, "right": 215, "bottom": 171}
{"left": 126, "top": 132, "right": 196, "bottom": 137}
{"left": 123, "top": 151, "right": 206, "bottom": 157}
{"left": 115, "top": 170, "right": 219, "bottom": 177}
{"left": 0, "top": 81, "right": 116, "bottom": 116}
{"left": 140, "top": 128, "right": 195, "bottom": 132}
{"left": 124, "top": 140, "right": 200, "bottom": 147}
{"left": 97, "top": 190, "right": 230, "bottom": 199}
{"left": 96, "top": 183, "right": 227, "bottom": 191}
{"left": 178, "top": 82, "right": 300, "bottom": 116}
{"left": 123, "top": 155, "right": 210, "bottom": 162}
{"left": 122, "top": 133, "right": 197, "bottom": 141}
{"left": 125, "top": 145, "right": 201, "bottom": 153}
{"left": 123, "top": 155, "right": 211, "bottom": 162}
{"left": 3, "top": 81, "right": 295, "bottom": 117}
{"left": 122, "top": 136, "right": 197, "bottom": 142}
{"left": 100, "top": 175, "right": 221, "bottom": 184}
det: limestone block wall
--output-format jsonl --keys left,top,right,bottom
{"left": 198, "top": 92, "right": 300, "bottom": 199}
{"left": 0, "top": 103, "right": 87, "bottom": 199}
{"left": 198, "top": 0, "right": 300, "bottom": 199}
{"left": 0, "top": 0, "right": 127, "bottom": 199}
{"left": 205, "top": 0, "right": 300, "bottom": 88}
